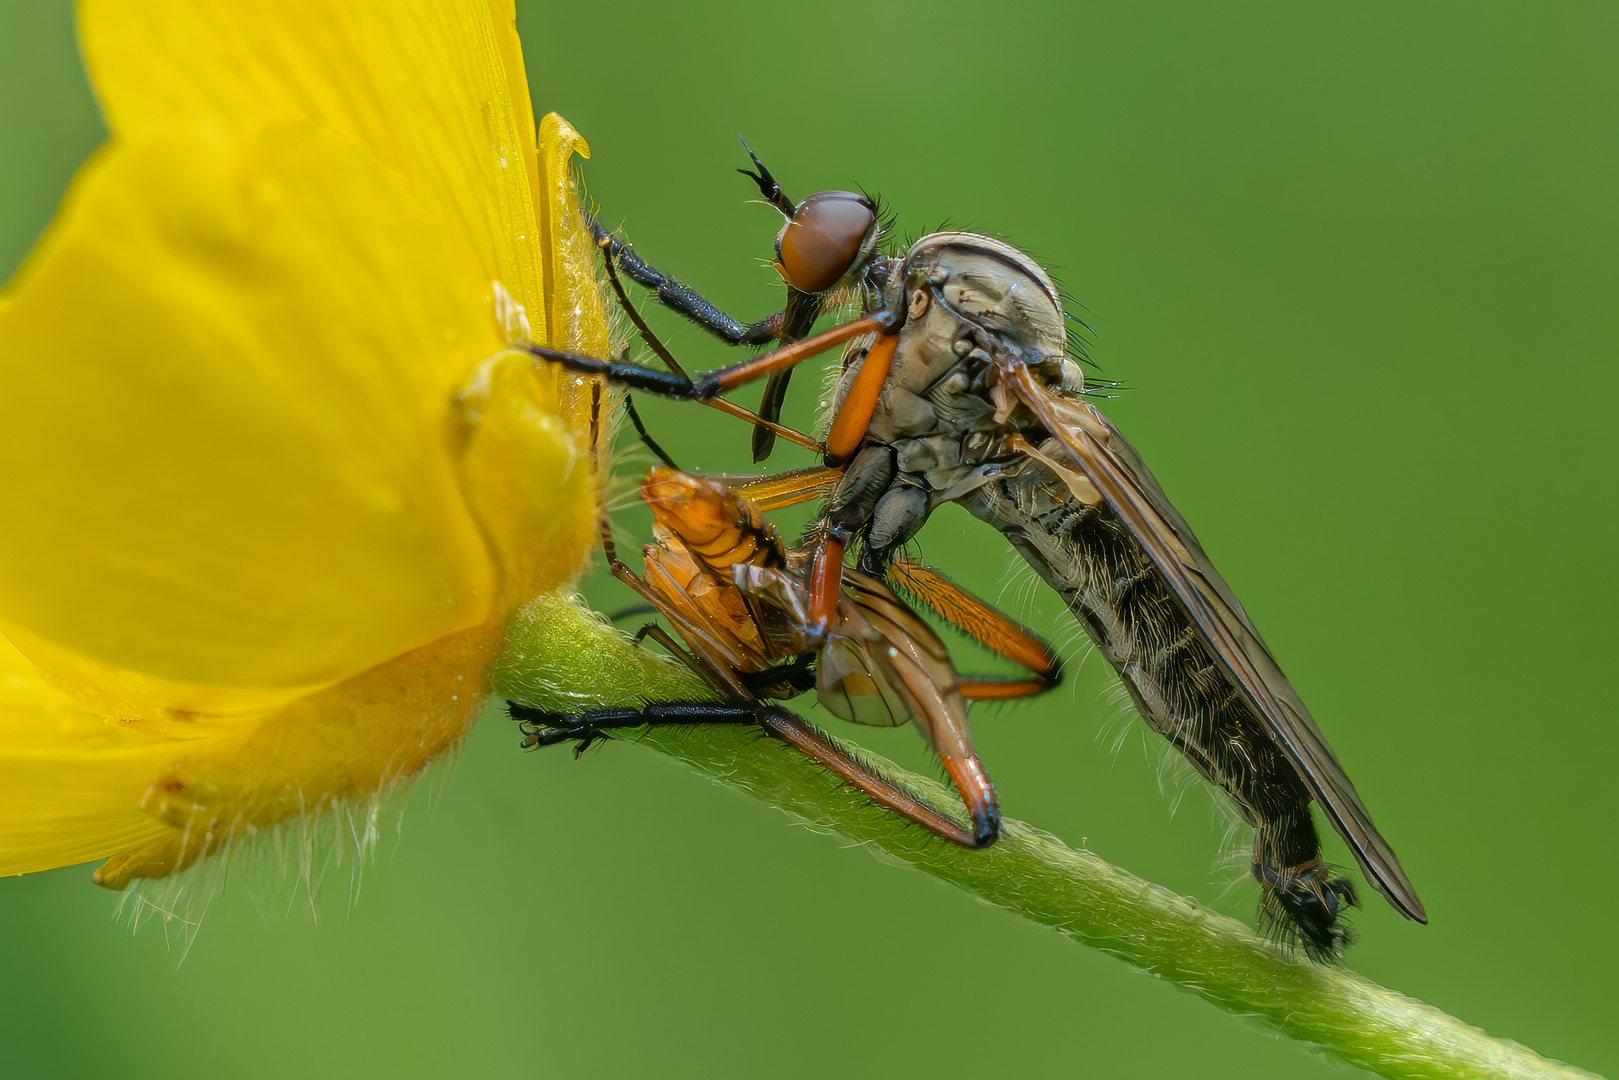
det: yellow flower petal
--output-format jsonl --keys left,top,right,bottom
{"left": 458, "top": 352, "right": 595, "bottom": 607}
{"left": 0, "top": 128, "right": 500, "bottom": 694}
{"left": 0, "top": 632, "right": 239, "bottom": 875}
{"left": 0, "top": 0, "right": 609, "bottom": 885}
{"left": 91, "top": 618, "right": 502, "bottom": 889}
{"left": 80, "top": 0, "right": 551, "bottom": 334}
{"left": 538, "top": 114, "right": 612, "bottom": 365}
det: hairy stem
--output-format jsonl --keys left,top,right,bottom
{"left": 494, "top": 593, "right": 1599, "bottom": 1080}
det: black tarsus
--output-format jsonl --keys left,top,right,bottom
{"left": 510, "top": 700, "right": 768, "bottom": 754}
{"left": 524, "top": 343, "right": 701, "bottom": 399}
{"left": 587, "top": 214, "right": 781, "bottom": 346}
{"left": 600, "top": 235, "right": 690, "bottom": 381}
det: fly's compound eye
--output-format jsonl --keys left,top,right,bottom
{"left": 773, "top": 191, "right": 876, "bottom": 294}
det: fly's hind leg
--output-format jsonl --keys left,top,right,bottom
{"left": 891, "top": 554, "right": 1063, "bottom": 696}
{"left": 756, "top": 707, "right": 999, "bottom": 849}
{"left": 884, "top": 555, "right": 1063, "bottom": 701}
{"left": 509, "top": 698, "right": 998, "bottom": 849}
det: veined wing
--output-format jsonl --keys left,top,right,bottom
{"left": 730, "top": 562, "right": 912, "bottom": 727}
{"left": 816, "top": 629, "right": 911, "bottom": 727}
{"left": 1008, "top": 364, "right": 1427, "bottom": 923}
{"left": 839, "top": 572, "right": 980, "bottom": 766}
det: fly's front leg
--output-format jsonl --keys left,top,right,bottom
{"left": 589, "top": 214, "right": 783, "bottom": 346}
{"left": 527, "top": 342, "right": 700, "bottom": 398}
{"left": 695, "top": 313, "right": 895, "bottom": 400}
{"left": 525, "top": 312, "right": 894, "bottom": 407}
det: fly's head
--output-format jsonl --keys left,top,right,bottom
{"left": 735, "top": 143, "right": 883, "bottom": 298}
{"left": 772, "top": 191, "right": 883, "bottom": 296}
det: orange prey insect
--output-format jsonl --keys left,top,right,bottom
{"left": 508, "top": 466, "right": 1059, "bottom": 849}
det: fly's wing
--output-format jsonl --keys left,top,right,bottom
{"left": 729, "top": 563, "right": 907, "bottom": 725}
{"left": 1009, "top": 367, "right": 1427, "bottom": 923}
{"left": 816, "top": 628, "right": 910, "bottom": 727}
{"left": 717, "top": 466, "right": 842, "bottom": 512}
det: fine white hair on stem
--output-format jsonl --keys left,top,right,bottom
{"left": 113, "top": 758, "right": 444, "bottom": 965}
{"left": 494, "top": 593, "right": 1598, "bottom": 1080}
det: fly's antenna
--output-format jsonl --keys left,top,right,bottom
{"left": 737, "top": 136, "right": 797, "bottom": 218}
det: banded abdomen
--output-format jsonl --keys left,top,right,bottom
{"left": 959, "top": 454, "right": 1358, "bottom": 953}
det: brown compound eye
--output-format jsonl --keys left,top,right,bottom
{"left": 773, "top": 190, "right": 875, "bottom": 294}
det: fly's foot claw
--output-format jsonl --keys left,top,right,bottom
{"left": 509, "top": 703, "right": 605, "bottom": 754}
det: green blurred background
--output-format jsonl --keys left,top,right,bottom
{"left": 2, "top": 0, "right": 1615, "bottom": 1076}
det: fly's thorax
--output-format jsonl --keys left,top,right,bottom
{"left": 899, "top": 232, "right": 1067, "bottom": 364}
{"left": 849, "top": 230, "right": 1075, "bottom": 453}
{"left": 892, "top": 284, "right": 978, "bottom": 394}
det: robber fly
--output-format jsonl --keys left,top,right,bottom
{"left": 532, "top": 148, "right": 1426, "bottom": 956}
{"left": 508, "top": 465, "right": 1059, "bottom": 849}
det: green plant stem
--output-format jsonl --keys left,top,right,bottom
{"left": 495, "top": 593, "right": 1601, "bottom": 1080}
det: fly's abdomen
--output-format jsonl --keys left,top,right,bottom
{"left": 959, "top": 461, "right": 1356, "bottom": 954}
